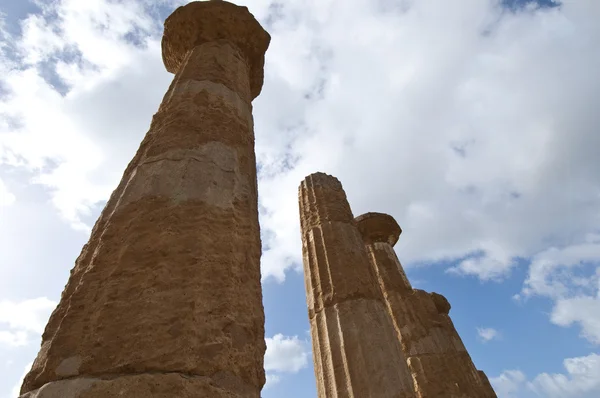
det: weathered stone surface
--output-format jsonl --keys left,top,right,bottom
{"left": 299, "top": 173, "right": 415, "bottom": 398}
{"left": 398, "top": 290, "right": 490, "bottom": 397}
{"left": 367, "top": 240, "right": 413, "bottom": 295}
{"left": 311, "top": 300, "right": 415, "bottom": 398}
{"left": 21, "top": 372, "right": 256, "bottom": 398}
{"left": 355, "top": 212, "right": 497, "bottom": 398}
{"left": 21, "top": 2, "right": 270, "bottom": 397}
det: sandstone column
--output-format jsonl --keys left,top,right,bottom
{"left": 355, "top": 212, "right": 497, "bottom": 398}
{"left": 299, "top": 173, "right": 415, "bottom": 398}
{"left": 20, "top": 2, "right": 270, "bottom": 397}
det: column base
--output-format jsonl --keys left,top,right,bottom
{"left": 19, "top": 372, "right": 259, "bottom": 398}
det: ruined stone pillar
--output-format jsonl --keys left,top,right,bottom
{"left": 20, "top": 2, "right": 270, "bottom": 397}
{"left": 355, "top": 212, "right": 497, "bottom": 398}
{"left": 299, "top": 173, "right": 415, "bottom": 398}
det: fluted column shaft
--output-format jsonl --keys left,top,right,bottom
{"left": 21, "top": 2, "right": 269, "bottom": 397}
{"left": 299, "top": 174, "right": 415, "bottom": 398}
{"left": 356, "top": 213, "right": 497, "bottom": 398}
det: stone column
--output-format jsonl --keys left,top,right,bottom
{"left": 299, "top": 173, "right": 415, "bottom": 398}
{"left": 20, "top": 2, "right": 270, "bottom": 397}
{"left": 355, "top": 212, "right": 497, "bottom": 398}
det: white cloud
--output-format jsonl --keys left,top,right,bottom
{"left": 0, "top": 0, "right": 172, "bottom": 231}
{"left": 254, "top": 0, "right": 600, "bottom": 282}
{"left": 0, "top": 179, "right": 15, "bottom": 206}
{"left": 490, "top": 370, "right": 526, "bottom": 398}
{"left": 551, "top": 296, "right": 600, "bottom": 345}
{"left": 263, "top": 333, "right": 310, "bottom": 390}
{"left": 265, "top": 333, "right": 310, "bottom": 374}
{"left": 0, "top": 297, "right": 56, "bottom": 347}
{"left": 518, "top": 239, "right": 600, "bottom": 346}
{"left": 477, "top": 327, "right": 500, "bottom": 343}
{"left": 10, "top": 361, "right": 32, "bottom": 398}
{"left": 0, "top": 330, "right": 28, "bottom": 347}
{"left": 522, "top": 238, "right": 600, "bottom": 299}
{"left": 448, "top": 242, "right": 517, "bottom": 281}
{"left": 528, "top": 353, "right": 600, "bottom": 398}
{"left": 491, "top": 353, "right": 600, "bottom": 398}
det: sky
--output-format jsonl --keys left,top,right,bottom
{"left": 0, "top": 0, "right": 599, "bottom": 397}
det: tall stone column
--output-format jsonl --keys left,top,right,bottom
{"left": 355, "top": 212, "right": 497, "bottom": 398}
{"left": 299, "top": 173, "right": 415, "bottom": 398}
{"left": 20, "top": 2, "right": 270, "bottom": 397}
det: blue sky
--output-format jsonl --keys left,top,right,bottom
{"left": 1, "top": 0, "right": 600, "bottom": 397}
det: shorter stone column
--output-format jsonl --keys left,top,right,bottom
{"left": 355, "top": 212, "right": 497, "bottom": 398}
{"left": 299, "top": 174, "right": 415, "bottom": 398}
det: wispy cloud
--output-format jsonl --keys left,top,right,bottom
{"left": 477, "top": 327, "right": 500, "bottom": 343}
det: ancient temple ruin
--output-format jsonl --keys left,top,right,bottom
{"left": 20, "top": 1, "right": 496, "bottom": 397}
{"left": 299, "top": 172, "right": 497, "bottom": 397}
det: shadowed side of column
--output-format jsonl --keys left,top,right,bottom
{"left": 20, "top": 2, "right": 270, "bottom": 397}
{"left": 299, "top": 173, "right": 415, "bottom": 398}
{"left": 355, "top": 212, "right": 497, "bottom": 398}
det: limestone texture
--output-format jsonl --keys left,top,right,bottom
{"left": 20, "top": 1, "right": 270, "bottom": 397}
{"left": 20, "top": 373, "right": 256, "bottom": 398}
{"left": 355, "top": 212, "right": 497, "bottom": 398}
{"left": 299, "top": 173, "right": 416, "bottom": 398}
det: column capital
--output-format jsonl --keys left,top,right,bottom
{"left": 162, "top": 1, "right": 271, "bottom": 99}
{"left": 354, "top": 212, "right": 402, "bottom": 246}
